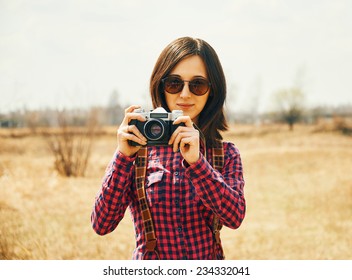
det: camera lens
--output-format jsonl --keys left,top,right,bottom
{"left": 144, "top": 119, "right": 165, "bottom": 140}
{"left": 150, "top": 123, "right": 162, "bottom": 136}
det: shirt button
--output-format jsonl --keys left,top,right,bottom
{"left": 174, "top": 199, "right": 179, "bottom": 205}
{"left": 174, "top": 172, "right": 179, "bottom": 176}
{"left": 177, "top": 227, "right": 182, "bottom": 233}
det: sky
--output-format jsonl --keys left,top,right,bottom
{"left": 1, "top": 0, "right": 352, "bottom": 114}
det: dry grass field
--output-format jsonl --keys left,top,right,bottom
{"left": 0, "top": 124, "right": 351, "bottom": 260}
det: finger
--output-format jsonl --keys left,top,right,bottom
{"left": 179, "top": 137, "right": 200, "bottom": 165}
{"left": 125, "top": 105, "right": 141, "bottom": 114}
{"left": 118, "top": 123, "right": 147, "bottom": 145}
{"left": 172, "top": 131, "right": 195, "bottom": 152}
{"left": 128, "top": 125, "right": 147, "bottom": 142}
{"left": 168, "top": 125, "right": 195, "bottom": 145}
{"left": 123, "top": 105, "right": 144, "bottom": 125}
{"left": 123, "top": 112, "right": 146, "bottom": 126}
{"left": 128, "top": 112, "right": 146, "bottom": 122}
{"left": 172, "top": 133, "right": 180, "bottom": 152}
{"left": 180, "top": 136, "right": 193, "bottom": 149}
{"left": 122, "top": 131, "right": 147, "bottom": 146}
{"left": 173, "top": 116, "right": 193, "bottom": 127}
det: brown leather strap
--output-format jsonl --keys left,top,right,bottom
{"left": 212, "top": 145, "right": 224, "bottom": 172}
{"left": 135, "top": 147, "right": 159, "bottom": 259}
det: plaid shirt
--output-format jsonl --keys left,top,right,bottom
{"left": 91, "top": 141, "right": 245, "bottom": 259}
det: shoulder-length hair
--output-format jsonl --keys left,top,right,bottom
{"left": 149, "top": 37, "right": 228, "bottom": 147}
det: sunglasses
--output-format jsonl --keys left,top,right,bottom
{"left": 161, "top": 76, "right": 211, "bottom": 96}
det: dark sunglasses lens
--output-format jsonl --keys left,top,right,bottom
{"left": 189, "top": 79, "right": 209, "bottom": 95}
{"left": 164, "top": 78, "right": 183, "bottom": 94}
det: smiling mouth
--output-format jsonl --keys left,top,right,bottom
{"left": 177, "top": 104, "right": 194, "bottom": 108}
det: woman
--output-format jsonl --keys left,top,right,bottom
{"left": 91, "top": 37, "right": 246, "bottom": 260}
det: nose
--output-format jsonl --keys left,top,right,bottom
{"left": 179, "top": 81, "right": 192, "bottom": 98}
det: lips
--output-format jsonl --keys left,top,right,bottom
{"left": 177, "top": 103, "right": 194, "bottom": 109}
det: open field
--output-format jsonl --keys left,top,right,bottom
{"left": 1, "top": 124, "right": 351, "bottom": 259}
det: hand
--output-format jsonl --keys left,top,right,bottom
{"left": 117, "top": 105, "right": 147, "bottom": 156}
{"left": 168, "top": 116, "right": 200, "bottom": 165}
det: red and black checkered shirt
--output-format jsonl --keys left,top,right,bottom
{"left": 91, "top": 141, "right": 245, "bottom": 259}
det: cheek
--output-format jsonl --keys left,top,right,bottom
{"left": 197, "top": 95, "right": 210, "bottom": 110}
{"left": 165, "top": 94, "right": 177, "bottom": 110}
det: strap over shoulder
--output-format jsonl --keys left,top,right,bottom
{"left": 212, "top": 142, "right": 224, "bottom": 172}
{"left": 135, "top": 147, "right": 160, "bottom": 259}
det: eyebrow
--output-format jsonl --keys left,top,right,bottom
{"left": 167, "top": 74, "right": 208, "bottom": 79}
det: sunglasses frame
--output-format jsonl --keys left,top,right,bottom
{"left": 161, "top": 76, "right": 211, "bottom": 96}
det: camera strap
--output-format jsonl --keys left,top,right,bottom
{"left": 135, "top": 142, "right": 224, "bottom": 260}
{"left": 135, "top": 146, "right": 160, "bottom": 260}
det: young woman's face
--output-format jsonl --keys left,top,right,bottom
{"left": 164, "top": 55, "right": 210, "bottom": 125}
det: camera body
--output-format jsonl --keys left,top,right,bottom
{"left": 128, "top": 107, "right": 183, "bottom": 146}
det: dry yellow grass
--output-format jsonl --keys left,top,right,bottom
{"left": 0, "top": 124, "right": 351, "bottom": 259}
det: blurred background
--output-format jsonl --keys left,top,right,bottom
{"left": 0, "top": 0, "right": 351, "bottom": 260}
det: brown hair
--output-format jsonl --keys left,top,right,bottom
{"left": 150, "top": 37, "right": 228, "bottom": 147}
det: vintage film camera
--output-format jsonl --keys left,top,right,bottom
{"left": 128, "top": 107, "right": 183, "bottom": 146}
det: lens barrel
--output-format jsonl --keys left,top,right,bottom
{"left": 144, "top": 119, "right": 165, "bottom": 140}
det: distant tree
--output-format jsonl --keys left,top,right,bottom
{"left": 247, "top": 76, "right": 263, "bottom": 125}
{"left": 273, "top": 87, "right": 305, "bottom": 130}
{"left": 106, "top": 89, "right": 123, "bottom": 125}
{"left": 225, "top": 82, "right": 239, "bottom": 123}
{"left": 43, "top": 109, "right": 98, "bottom": 177}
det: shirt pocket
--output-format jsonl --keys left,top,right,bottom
{"left": 145, "top": 170, "right": 165, "bottom": 206}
